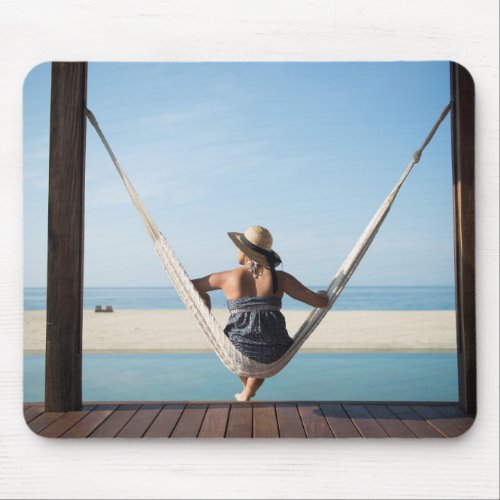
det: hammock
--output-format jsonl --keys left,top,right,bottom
{"left": 86, "top": 102, "right": 451, "bottom": 378}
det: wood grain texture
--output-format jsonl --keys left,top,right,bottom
{"left": 37, "top": 405, "right": 96, "bottom": 438}
{"left": 170, "top": 404, "right": 207, "bottom": 438}
{"left": 23, "top": 405, "right": 46, "bottom": 424}
{"left": 24, "top": 402, "right": 472, "bottom": 440}
{"left": 61, "top": 404, "right": 119, "bottom": 438}
{"left": 198, "top": 403, "right": 230, "bottom": 438}
{"left": 115, "top": 404, "right": 164, "bottom": 438}
{"left": 364, "top": 405, "right": 417, "bottom": 438}
{"left": 297, "top": 404, "right": 333, "bottom": 438}
{"left": 253, "top": 403, "right": 279, "bottom": 438}
{"left": 143, "top": 404, "right": 185, "bottom": 438}
{"left": 88, "top": 404, "right": 141, "bottom": 438}
{"left": 226, "top": 404, "right": 253, "bottom": 438}
{"left": 26, "top": 411, "right": 65, "bottom": 434}
{"left": 433, "top": 402, "right": 475, "bottom": 435}
{"left": 450, "top": 62, "right": 477, "bottom": 416}
{"left": 388, "top": 405, "right": 446, "bottom": 438}
{"left": 410, "top": 405, "right": 473, "bottom": 438}
{"left": 320, "top": 403, "right": 361, "bottom": 438}
{"left": 45, "top": 62, "right": 87, "bottom": 412}
{"left": 275, "top": 403, "right": 307, "bottom": 438}
{"left": 342, "top": 404, "right": 388, "bottom": 438}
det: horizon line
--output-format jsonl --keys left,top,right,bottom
{"left": 24, "top": 284, "right": 456, "bottom": 289}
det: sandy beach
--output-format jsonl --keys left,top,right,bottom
{"left": 24, "top": 309, "right": 456, "bottom": 353}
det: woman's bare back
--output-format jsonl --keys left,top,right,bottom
{"left": 222, "top": 267, "right": 284, "bottom": 300}
{"left": 192, "top": 267, "right": 328, "bottom": 308}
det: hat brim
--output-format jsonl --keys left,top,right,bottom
{"left": 227, "top": 232, "right": 281, "bottom": 268}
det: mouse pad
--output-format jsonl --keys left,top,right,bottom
{"left": 23, "top": 61, "right": 475, "bottom": 438}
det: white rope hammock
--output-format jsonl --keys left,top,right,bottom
{"left": 86, "top": 102, "right": 451, "bottom": 378}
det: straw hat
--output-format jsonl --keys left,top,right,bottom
{"left": 227, "top": 225, "right": 281, "bottom": 268}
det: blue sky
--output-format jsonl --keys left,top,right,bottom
{"left": 24, "top": 61, "right": 454, "bottom": 287}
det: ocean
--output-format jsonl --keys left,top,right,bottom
{"left": 24, "top": 285, "right": 455, "bottom": 311}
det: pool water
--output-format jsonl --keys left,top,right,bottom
{"left": 24, "top": 352, "right": 458, "bottom": 402}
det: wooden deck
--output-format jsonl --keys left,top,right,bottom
{"left": 23, "top": 401, "right": 474, "bottom": 438}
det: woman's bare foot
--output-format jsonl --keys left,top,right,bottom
{"left": 234, "top": 378, "right": 264, "bottom": 401}
{"left": 234, "top": 392, "right": 248, "bottom": 401}
{"left": 234, "top": 392, "right": 250, "bottom": 402}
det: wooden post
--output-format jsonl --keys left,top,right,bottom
{"left": 45, "top": 62, "right": 87, "bottom": 412}
{"left": 450, "top": 62, "right": 476, "bottom": 416}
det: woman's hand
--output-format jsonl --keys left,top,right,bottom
{"left": 200, "top": 291, "right": 212, "bottom": 311}
{"left": 191, "top": 279, "right": 212, "bottom": 311}
{"left": 316, "top": 290, "right": 329, "bottom": 308}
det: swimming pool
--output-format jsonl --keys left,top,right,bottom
{"left": 24, "top": 352, "right": 458, "bottom": 402}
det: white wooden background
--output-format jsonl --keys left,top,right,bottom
{"left": 1, "top": 1, "right": 498, "bottom": 498}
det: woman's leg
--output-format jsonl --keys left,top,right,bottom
{"left": 235, "top": 376, "right": 248, "bottom": 401}
{"left": 235, "top": 377, "right": 265, "bottom": 401}
{"left": 246, "top": 377, "right": 265, "bottom": 398}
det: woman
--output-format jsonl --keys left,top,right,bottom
{"left": 192, "top": 225, "right": 329, "bottom": 401}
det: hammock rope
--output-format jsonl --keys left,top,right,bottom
{"left": 86, "top": 102, "right": 451, "bottom": 378}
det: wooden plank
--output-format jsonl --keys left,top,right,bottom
{"left": 28, "top": 412, "right": 65, "bottom": 434}
{"left": 225, "top": 404, "right": 253, "bottom": 438}
{"left": 450, "top": 62, "right": 476, "bottom": 416}
{"left": 88, "top": 404, "right": 141, "bottom": 438}
{"left": 342, "top": 405, "right": 388, "bottom": 438}
{"left": 38, "top": 405, "right": 96, "bottom": 438}
{"left": 389, "top": 405, "right": 445, "bottom": 438}
{"left": 170, "top": 404, "right": 207, "bottom": 438}
{"left": 432, "top": 404, "right": 466, "bottom": 416}
{"left": 21, "top": 401, "right": 467, "bottom": 440}
{"left": 297, "top": 404, "right": 333, "bottom": 438}
{"left": 198, "top": 404, "right": 230, "bottom": 438}
{"left": 144, "top": 404, "right": 185, "bottom": 438}
{"left": 275, "top": 403, "right": 306, "bottom": 438}
{"left": 115, "top": 404, "right": 164, "bottom": 438}
{"left": 253, "top": 403, "right": 279, "bottom": 438}
{"left": 61, "top": 404, "right": 119, "bottom": 438}
{"left": 411, "top": 405, "right": 471, "bottom": 438}
{"left": 45, "top": 61, "right": 88, "bottom": 412}
{"left": 433, "top": 404, "right": 475, "bottom": 434}
{"left": 320, "top": 403, "right": 361, "bottom": 438}
{"left": 24, "top": 405, "right": 46, "bottom": 424}
{"left": 364, "top": 405, "right": 417, "bottom": 438}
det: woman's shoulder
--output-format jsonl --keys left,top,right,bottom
{"left": 276, "top": 270, "right": 292, "bottom": 281}
{"left": 200, "top": 268, "right": 245, "bottom": 289}
{"left": 211, "top": 267, "right": 245, "bottom": 275}
{"left": 219, "top": 268, "right": 290, "bottom": 285}
{"left": 216, "top": 267, "right": 247, "bottom": 280}
{"left": 228, "top": 266, "right": 247, "bottom": 275}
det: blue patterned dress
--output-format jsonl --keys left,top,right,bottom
{"left": 224, "top": 296, "right": 294, "bottom": 364}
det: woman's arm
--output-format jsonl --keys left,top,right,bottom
{"left": 282, "top": 272, "right": 329, "bottom": 308}
{"left": 191, "top": 272, "right": 229, "bottom": 311}
{"left": 191, "top": 272, "right": 227, "bottom": 293}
